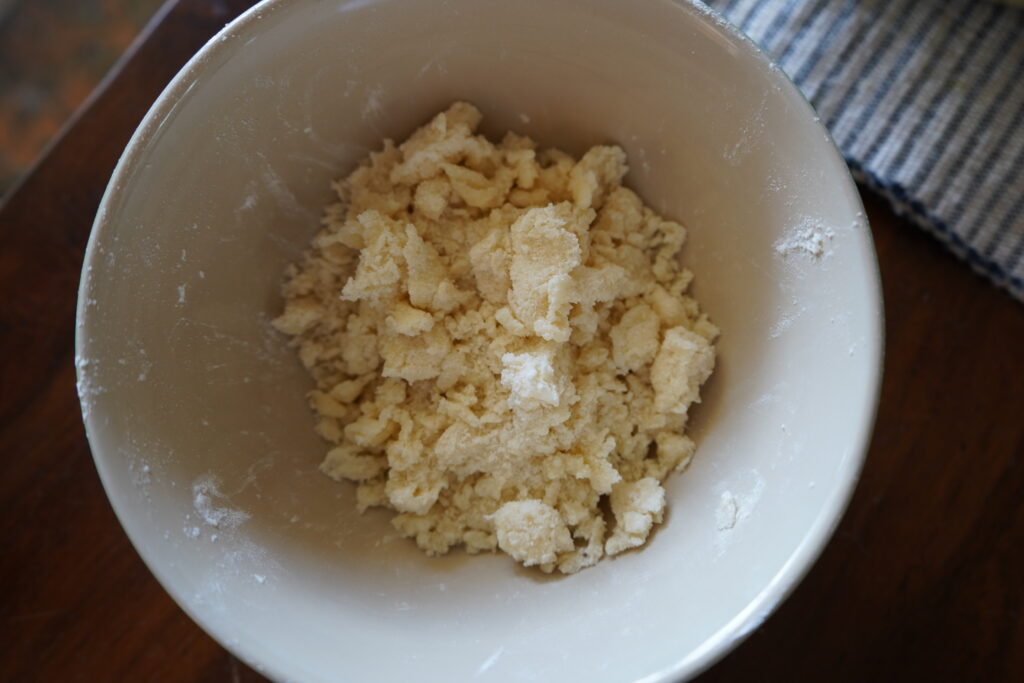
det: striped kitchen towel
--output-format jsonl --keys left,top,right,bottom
{"left": 705, "top": 0, "right": 1024, "bottom": 302}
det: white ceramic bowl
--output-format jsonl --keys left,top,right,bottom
{"left": 75, "top": 1, "right": 882, "bottom": 681}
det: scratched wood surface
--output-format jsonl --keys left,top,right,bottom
{"left": 0, "top": 1, "right": 1021, "bottom": 681}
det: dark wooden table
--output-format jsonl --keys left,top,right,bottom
{"left": 1, "top": 1, "right": 1022, "bottom": 680}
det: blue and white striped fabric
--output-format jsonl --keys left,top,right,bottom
{"left": 706, "top": 0, "right": 1024, "bottom": 302}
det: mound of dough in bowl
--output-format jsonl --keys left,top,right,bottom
{"left": 273, "top": 102, "right": 718, "bottom": 573}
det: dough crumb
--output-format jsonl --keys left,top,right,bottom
{"left": 492, "top": 500, "right": 575, "bottom": 570}
{"left": 274, "top": 102, "right": 717, "bottom": 573}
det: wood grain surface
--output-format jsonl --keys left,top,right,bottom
{"left": 1, "top": 1, "right": 1021, "bottom": 681}
{"left": 0, "top": 0, "right": 164, "bottom": 193}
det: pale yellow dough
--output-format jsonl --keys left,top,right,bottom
{"left": 273, "top": 103, "right": 717, "bottom": 573}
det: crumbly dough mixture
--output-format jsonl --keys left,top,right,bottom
{"left": 273, "top": 103, "right": 717, "bottom": 573}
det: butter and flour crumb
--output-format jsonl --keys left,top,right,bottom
{"left": 273, "top": 102, "right": 718, "bottom": 574}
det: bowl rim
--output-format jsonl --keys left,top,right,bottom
{"left": 75, "top": 0, "right": 885, "bottom": 681}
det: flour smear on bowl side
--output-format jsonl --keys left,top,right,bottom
{"left": 272, "top": 103, "right": 717, "bottom": 573}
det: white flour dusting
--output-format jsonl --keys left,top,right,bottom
{"left": 239, "top": 194, "right": 258, "bottom": 212}
{"left": 192, "top": 475, "right": 250, "bottom": 530}
{"left": 723, "top": 93, "right": 768, "bottom": 166}
{"left": 769, "top": 314, "right": 794, "bottom": 338}
{"left": 362, "top": 85, "right": 385, "bottom": 118}
{"left": 714, "top": 471, "right": 766, "bottom": 554}
{"left": 257, "top": 157, "right": 316, "bottom": 223}
{"left": 128, "top": 457, "right": 153, "bottom": 496}
{"left": 769, "top": 300, "right": 808, "bottom": 339}
{"left": 74, "top": 356, "right": 103, "bottom": 420}
{"left": 136, "top": 359, "right": 152, "bottom": 382}
{"left": 716, "top": 492, "right": 739, "bottom": 531}
{"left": 415, "top": 52, "right": 449, "bottom": 79}
{"left": 775, "top": 220, "right": 835, "bottom": 259}
{"left": 190, "top": 534, "right": 281, "bottom": 611}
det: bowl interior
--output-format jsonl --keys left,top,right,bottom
{"left": 77, "top": 1, "right": 881, "bottom": 681}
